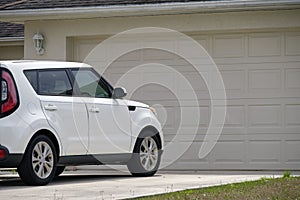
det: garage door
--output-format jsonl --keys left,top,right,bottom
{"left": 70, "top": 29, "right": 300, "bottom": 170}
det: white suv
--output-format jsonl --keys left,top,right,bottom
{"left": 0, "top": 60, "right": 163, "bottom": 185}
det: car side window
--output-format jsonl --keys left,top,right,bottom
{"left": 38, "top": 70, "right": 73, "bottom": 96}
{"left": 24, "top": 70, "right": 38, "bottom": 92}
{"left": 72, "top": 69, "right": 110, "bottom": 98}
{"left": 24, "top": 69, "right": 73, "bottom": 96}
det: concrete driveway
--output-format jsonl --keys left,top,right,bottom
{"left": 0, "top": 169, "right": 290, "bottom": 200}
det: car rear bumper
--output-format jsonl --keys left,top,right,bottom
{"left": 0, "top": 145, "right": 23, "bottom": 167}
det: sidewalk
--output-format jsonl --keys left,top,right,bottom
{"left": 0, "top": 169, "right": 298, "bottom": 200}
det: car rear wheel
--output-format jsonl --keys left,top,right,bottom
{"left": 127, "top": 136, "right": 161, "bottom": 177}
{"left": 18, "top": 135, "right": 57, "bottom": 185}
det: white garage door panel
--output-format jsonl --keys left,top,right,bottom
{"left": 285, "top": 33, "right": 300, "bottom": 56}
{"left": 249, "top": 105, "right": 281, "bottom": 127}
{"left": 249, "top": 141, "right": 281, "bottom": 163}
{"left": 248, "top": 33, "right": 282, "bottom": 57}
{"left": 285, "top": 141, "right": 300, "bottom": 164}
{"left": 166, "top": 133, "right": 300, "bottom": 170}
{"left": 213, "top": 34, "right": 245, "bottom": 58}
{"left": 72, "top": 30, "right": 300, "bottom": 170}
{"left": 286, "top": 105, "right": 300, "bottom": 126}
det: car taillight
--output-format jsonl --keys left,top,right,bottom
{"left": 0, "top": 68, "right": 19, "bottom": 117}
{"left": 1, "top": 79, "right": 7, "bottom": 101}
{"left": 0, "top": 149, "right": 7, "bottom": 159}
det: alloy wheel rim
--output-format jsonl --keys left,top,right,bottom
{"left": 32, "top": 141, "right": 54, "bottom": 179}
{"left": 139, "top": 137, "right": 158, "bottom": 171}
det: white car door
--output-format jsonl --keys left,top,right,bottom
{"left": 71, "top": 68, "right": 131, "bottom": 154}
{"left": 29, "top": 69, "right": 89, "bottom": 155}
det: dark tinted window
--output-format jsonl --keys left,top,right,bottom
{"left": 38, "top": 70, "right": 72, "bottom": 96}
{"left": 25, "top": 69, "right": 73, "bottom": 96}
{"left": 24, "top": 70, "right": 38, "bottom": 92}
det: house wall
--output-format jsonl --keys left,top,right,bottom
{"left": 0, "top": 41, "right": 24, "bottom": 60}
{"left": 24, "top": 9, "right": 300, "bottom": 60}
{"left": 23, "top": 9, "right": 300, "bottom": 170}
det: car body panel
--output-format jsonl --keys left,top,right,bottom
{"left": 40, "top": 96, "right": 89, "bottom": 155}
{"left": 0, "top": 60, "right": 163, "bottom": 169}
{"left": 128, "top": 106, "right": 163, "bottom": 151}
{"left": 83, "top": 97, "right": 132, "bottom": 154}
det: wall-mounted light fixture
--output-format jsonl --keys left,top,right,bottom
{"left": 32, "top": 33, "right": 44, "bottom": 55}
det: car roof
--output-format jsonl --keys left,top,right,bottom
{"left": 0, "top": 60, "right": 91, "bottom": 70}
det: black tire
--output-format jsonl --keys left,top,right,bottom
{"left": 55, "top": 166, "right": 65, "bottom": 176}
{"left": 17, "top": 135, "right": 57, "bottom": 186}
{"left": 127, "top": 135, "right": 161, "bottom": 177}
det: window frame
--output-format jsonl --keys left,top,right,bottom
{"left": 69, "top": 68, "right": 113, "bottom": 98}
{"left": 24, "top": 68, "right": 74, "bottom": 97}
{"left": 24, "top": 67, "right": 113, "bottom": 98}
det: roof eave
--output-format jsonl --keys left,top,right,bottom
{"left": 1, "top": 0, "right": 300, "bottom": 22}
{"left": 0, "top": 36, "right": 24, "bottom": 42}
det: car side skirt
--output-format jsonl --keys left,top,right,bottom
{"left": 58, "top": 153, "right": 132, "bottom": 166}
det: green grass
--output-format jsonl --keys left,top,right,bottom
{"left": 133, "top": 177, "right": 300, "bottom": 200}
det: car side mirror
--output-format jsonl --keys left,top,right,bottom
{"left": 112, "top": 87, "right": 127, "bottom": 99}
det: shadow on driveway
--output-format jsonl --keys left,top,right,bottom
{"left": 0, "top": 174, "right": 134, "bottom": 188}
{"left": 0, "top": 171, "right": 291, "bottom": 199}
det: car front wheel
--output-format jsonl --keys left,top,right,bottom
{"left": 18, "top": 135, "right": 57, "bottom": 185}
{"left": 127, "top": 136, "right": 161, "bottom": 177}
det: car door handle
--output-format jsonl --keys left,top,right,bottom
{"left": 89, "top": 107, "right": 100, "bottom": 113}
{"left": 44, "top": 104, "right": 58, "bottom": 111}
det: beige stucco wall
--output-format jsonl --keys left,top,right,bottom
{"left": 0, "top": 41, "right": 24, "bottom": 60}
{"left": 24, "top": 9, "right": 300, "bottom": 60}
{"left": 20, "top": 8, "right": 300, "bottom": 170}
